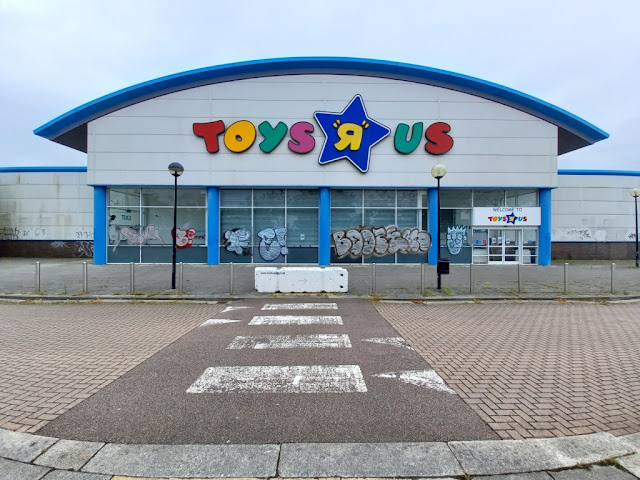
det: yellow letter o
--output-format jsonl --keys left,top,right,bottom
{"left": 224, "top": 120, "right": 256, "bottom": 153}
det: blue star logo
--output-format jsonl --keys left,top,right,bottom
{"left": 506, "top": 213, "right": 517, "bottom": 224}
{"left": 314, "top": 95, "right": 390, "bottom": 173}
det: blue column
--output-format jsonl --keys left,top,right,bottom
{"left": 427, "top": 187, "right": 438, "bottom": 265}
{"left": 93, "top": 186, "right": 107, "bottom": 265}
{"left": 207, "top": 187, "right": 220, "bottom": 265}
{"left": 539, "top": 188, "right": 552, "bottom": 266}
{"left": 318, "top": 187, "right": 331, "bottom": 265}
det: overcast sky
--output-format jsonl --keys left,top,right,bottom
{"left": 1, "top": 0, "right": 638, "bottom": 171}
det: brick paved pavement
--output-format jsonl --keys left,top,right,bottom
{"left": 376, "top": 300, "right": 640, "bottom": 440}
{"left": 0, "top": 301, "right": 223, "bottom": 433}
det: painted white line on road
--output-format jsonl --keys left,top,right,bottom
{"left": 200, "top": 319, "right": 241, "bottom": 326}
{"left": 228, "top": 334, "right": 352, "bottom": 349}
{"left": 186, "top": 365, "right": 368, "bottom": 393}
{"left": 362, "top": 337, "right": 415, "bottom": 350}
{"left": 249, "top": 315, "right": 343, "bottom": 326}
{"left": 221, "top": 305, "right": 253, "bottom": 313}
{"left": 262, "top": 303, "right": 338, "bottom": 310}
{"left": 373, "top": 370, "right": 457, "bottom": 394}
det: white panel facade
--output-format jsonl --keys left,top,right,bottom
{"left": 0, "top": 172, "right": 93, "bottom": 241}
{"left": 552, "top": 174, "right": 639, "bottom": 242}
{"left": 88, "top": 75, "right": 558, "bottom": 188}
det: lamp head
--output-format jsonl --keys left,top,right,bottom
{"left": 631, "top": 188, "right": 640, "bottom": 198}
{"left": 168, "top": 162, "right": 184, "bottom": 177}
{"left": 431, "top": 163, "right": 447, "bottom": 179}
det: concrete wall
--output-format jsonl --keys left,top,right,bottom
{"left": 0, "top": 170, "right": 94, "bottom": 257}
{"left": 88, "top": 74, "right": 558, "bottom": 189}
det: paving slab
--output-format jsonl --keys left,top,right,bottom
{"left": 449, "top": 433, "right": 633, "bottom": 476}
{"left": 34, "top": 439, "right": 105, "bottom": 470}
{"left": 278, "top": 442, "right": 464, "bottom": 478}
{"left": 474, "top": 473, "right": 553, "bottom": 479}
{"left": 0, "top": 428, "right": 58, "bottom": 462}
{"left": 0, "top": 456, "right": 50, "bottom": 480}
{"left": 618, "top": 452, "right": 640, "bottom": 478}
{"left": 548, "top": 465, "right": 638, "bottom": 479}
{"left": 41, "top": 471, "right": 111, "bottom": 480}
{"left": 81, "top": 443, "right": 279, "bottom": 478}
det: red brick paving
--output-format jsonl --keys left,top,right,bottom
{"left": 0, "top": 301, "right": 223, "bottom": 433}
{"left": 376, "top": 300, "right": 640, "bottom": 439}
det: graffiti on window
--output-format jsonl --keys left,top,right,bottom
{"left": 172, "top": 228, "right": 197, "bottom": 249}
{"left": 446, "top": 225, "right": 468, "bottom": 255}
{"left": 110, "top": 224, "right": 164, "bottom": 251}
{"left": 258, "top": 227, "right": 288, "bottom": 261}
{"left": 332, "top": 225, "right": 431, "bottom": 258}
{"left": 224, "top": 228, "right": 250, "bottom": 254}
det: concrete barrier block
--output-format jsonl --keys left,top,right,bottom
{"left": 255, "top": 267, "right": 348, "bottom": 293}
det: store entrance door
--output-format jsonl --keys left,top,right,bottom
{"left": 488, "top": 229, "right": 521, "bottom": 264}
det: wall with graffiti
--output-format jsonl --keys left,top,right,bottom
{"left": 331, "top": 225, "right": 430, "bottom": 259}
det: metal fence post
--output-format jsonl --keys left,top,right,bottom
{"left": 470, "top": 263, "right": 475, "bottom": 294}
{"left": 35, "top": 261, "right": 40, "bottom": 293}
{"left": 371, "top": 263, "right": 376, "bottom": 295}
{"left": 82, "top": 262, "right": 88, "bottom": 294}
{"left": 130, "top": 262, "right": 135, "bottom": 294}
{"left": 178, "top": 262, "right": 184, "bottom": 293}
{"left": 229, "top": 262, "right": 234, "bottom": 294}
{"left": 611, "top": 262, "right": 616, "bottom": 294}
{"left": 564, "top": 263, "right": 568, "bottom": 295}
{"left": 517, "top": 264, "right": 522, "bottom": 294}
{"left": 420, "top": 263, "right": 425, "bottom": 295}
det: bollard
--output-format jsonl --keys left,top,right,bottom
{"left": 470, "top": 263, "right": 475, "bottom": 294}
{"left": 178, "top": 262, "right": 184, "bottom": 293}
{"left": 82, "top": 261, "right": 88, "bottom": 294}
{"left": 517, "top": 264, "right": 522, "bottom": 293}
{"left": 229, "top": 262, "right": 234, "bottom": 294}
{"left": 611, "top": 262, "right": 616, "bottom": 293}
{"left": 130, "top": 262, "right": 135, "bottom": 294}
{"left": 35, "top": 261, "right": 40, "bottom": 293}
{"left": 420, "top": 263, "right": 425, "bottom": 295}
{"left": 371, "top": 263, "right": 376, "bottom": 295}
{"left": 564, "top": 263, "right": 568, "bottom": 294}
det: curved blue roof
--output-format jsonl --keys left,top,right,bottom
{"left": 34, "top": 57, "right": 608, "bottom": 155}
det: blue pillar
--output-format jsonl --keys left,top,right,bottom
{"left": 427, "top": 187, "right": 438, "bottom": 265}
{"left": 319, "top": 187, "right": 331, "bottom": 265}
{"left": 539, "top": 188, "right": 552, "bottom": 265}
{"left": 93, "top": 186, "right": 107, "bottom": 265}
{"left": 207, "top": 187, "right": 220, "bottom": 265}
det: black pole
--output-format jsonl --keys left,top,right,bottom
{"left": 635, "top": 195, "right": 638, "bottom": 268}
{"left": 437, "top": 176, "right": 441, "bottom": 290}
{"left": 171, "top": 173, "right": 178, "bottom": 289}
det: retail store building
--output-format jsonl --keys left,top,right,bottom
{"left": 4, "top": 58, "right": 637, "bottom": 264}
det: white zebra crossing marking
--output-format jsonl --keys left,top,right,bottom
{"left": 249, "top": 315, "right": 343, "bottom": 326}
{"left": 261, "top": 303, "right": 338, "bottom": 310}
{"left": 373, "top": 370, "right": 457, "bottom": 394}
{"left": 362, "top": 337, "right": 414, "bottom": 350}
{"left": 228, "top": 334, "right": 352, "bottom": 349}
{"left": 186, "top": 365, "right": 368, "bottom": 393}
{"left": 200, "top": 319, "right": 241, "bottom": 326}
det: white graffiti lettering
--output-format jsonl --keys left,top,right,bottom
{"left": 110, "top": 224, "right": 164, "bottom": 251}
{"left": 224, "top": 228, "right": 250, "bottom": 254}
{"left": 332, "top": 225, "right": 431, "bottom": 258}
{"left": 258, "top": 227, "right": 288, "bottom": 261}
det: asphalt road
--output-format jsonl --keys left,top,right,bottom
{"left": 38, "top": 298, "right": 498, "bottom": 444}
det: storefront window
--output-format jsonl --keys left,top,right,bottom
{"left": 107, "top": 187, "right": 207, "bottom": 264}
{"left": 330, "top": 189, "right": 428, "bottom": 264}
{"left": 220, "top": 189, "right": 318, "bottom": 264}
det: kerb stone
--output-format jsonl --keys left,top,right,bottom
{"left": 0, "top": 428, "right": 58, "bottom": 462}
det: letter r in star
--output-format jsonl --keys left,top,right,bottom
{"left": 314, "top": 95, "right": 391, "bottom": 173}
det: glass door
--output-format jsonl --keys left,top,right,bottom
{"left": 488, "top": 229, "right": 521, "bottom": 264}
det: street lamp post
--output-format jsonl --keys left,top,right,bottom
{"left": 431, "top": 163, "right": 447, "bottom": 290}
{"left": 631, "top": 188, "right": 640, "bottom": 268}
{"left": 168, "top": 162, "right": 184, "bottom": 289}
